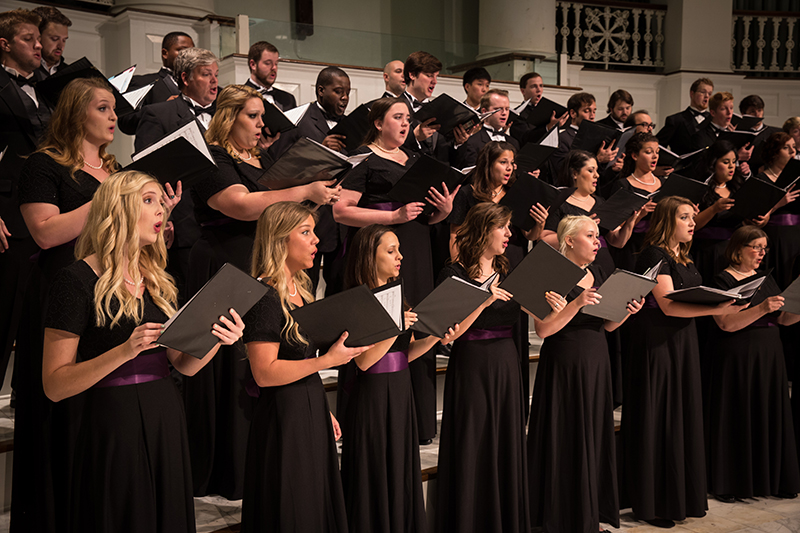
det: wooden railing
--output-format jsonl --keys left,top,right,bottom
{"left": 555, "top": 1, "right": 666, "bottom": 69}
{"left": 731, "top": 10, "right": 799, "bottom": 74}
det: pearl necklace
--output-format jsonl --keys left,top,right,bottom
{"left": 371, "top": 142, "right": 400, "bottom": 155}
{"left": 715, "top": 182, "right": 728, "bottom": 189}
{"left": 729, "top": 266, "right": 755, "bottom": 277}
{"left": 632, "top": 173, "right": 657, "bottom": 186}
{"left": 236, "top": 149, "right": 253, "bottom": 161}
{"left": 84, "top": 158, "right": 103, "bottom": 170}
{"left": 570, "top": 194, "right": 590, "bottom": 202}
{"left": 288, "top": 279, "right": 298, "bottom": 297}
{"left": 491, "top": 187, "right": 503, "bottom": 198}
{"left": 124, "top": 275, "right": 143, "bottom": 286}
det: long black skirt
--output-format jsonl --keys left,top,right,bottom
{"left": 69, "top": 378, "right": 195, "bottom": 533}
{"left": 529, "top": 326, "right": 619, "bottom": 532}
{"left": 241, "top": 373, "right": 347, "bottom": 533}
{"left": 341, "top": 367, "right": 426, "bottom": 532}
{"left": 435, "top": 337, "right": 529, "bottom": 533}
{"left": 705, "top": 326, "right": 800, "bottom": 497}
{"left": 622, "top": 310, "right": 708, "bottom": 521}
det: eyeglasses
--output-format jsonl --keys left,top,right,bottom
{"left": 745, "top": 244, "right": 769, "bottom": 254}
{"left": 636, "top": 122, "right": 656, "bottom": 129}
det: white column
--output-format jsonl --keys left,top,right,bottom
{"left": 478, "top": 0, "right": 556, "bottom": 57}
{"left": 663, "top": 0, "right": 734, "bottom": 73}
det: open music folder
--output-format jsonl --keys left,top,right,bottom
{"left": 157, "top": 263, "right": 269, "bottom": 359}
{"left": 582, "top": 261, "right": 662, "bottom": 322}
{"left": 410, "top": 274, "right": 497, "bottom": 338}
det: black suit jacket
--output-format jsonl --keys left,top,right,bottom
{"left": 35, "top": 57, "right": 69, "bottom": 79}
{"left": 134, "top": 97, "right": 207, "bottom": 248}
{"left": 690, "top": 119, "right": 723, "bottom": 152}
{"left": 453, "top": 129, "right": 519, "bottom": 169}
{"left": 657, "top": 107, "right": 705, "bottom": 155}
{"left": 243, "top": 79, "right": 296, "bottom": 111}
{"left": 597, "top": 115, "right": 624, "bottom": 131}
{"left": 119, "top": 67, "right": 182, "bottom": 135}
{"left": 546, "top": 125, "right": 579, "bottom": 186}
{"left": 0, "top": 68, "right": 50, "bottom": 236}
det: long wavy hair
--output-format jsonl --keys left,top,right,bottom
{"left": 699, "top": 140, "right": 744, "bottom": 208}
{"left": 205, "top": 84, "right": 262, "bottom": 162}
{"left": 37, "top": 77, "right": 119, "bottom": 180}
{"left": 251, "top": 202, "right": 317, "bottom": 346}
{"left": 619, "top": 131, "right": 659, "bottom": 178}
{"left": 558, "top": 149, "right": 596, "bottom": 188}
{"left": 642, "top": 195, "right": 694, "bottom": 265}
{"left": 454, "top": 202, "right": 512, "bottom": 279}
{"left": 74, "top": 170, "right": 176, "bottom": 328}
{"left": 472, "top": 141, "right": 517, "bottom": 201}
{"left": 362, "top": 97, "right": 412, "bottom": 146}
{"left": 344, "top": 224, "right": 396, "bottom": 290}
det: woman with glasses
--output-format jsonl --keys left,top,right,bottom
{"left": 705, "top": 226, "right": 800, "bottom": 503}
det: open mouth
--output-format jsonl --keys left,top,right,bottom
{"left": 154, "top": 222, "right": 162, "bottom": 233}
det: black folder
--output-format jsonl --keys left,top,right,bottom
{"left": 515, "top": 142, "right": 558, "bottom": 175}
{"left": 500, "top": 241, "right": 586, "bottom": 319}
{"left": 590, "top": 188, "right": 649, "bottom": 231}
{"left": 651, "top": 173, "right": 708, "bottom": 204}
{"left": 261, "top": 101, "right": 296, "bottom": 135}
{"left": 524, "top": 98, "right": 568, "bottom": 128}
{"left": 412, "top": 94, "right": 481, "bottom": 136}
{"left": 775, "top": 158, "right": 800, "bottom": 190}
{"left": 290, "top": 280, "right": 404, "bottom": 348}
{"left": 726, "top": 176, "right": 786, "bottom": 220}
{"left": 410, "top": 275, "right": 495, "bottom": 337}
{"left": 731, "top": 114, "right": 763, "bottom": 131}
{"left": 388, "top": 154, "right": 469, "bottom": 217}
{"left": 582, "top": 264, "right": 660, "bottom": 322}
{"left": 157, "top": 263, "right": 269, "bottom": 359}
{"left": 657, "top": 146, "right": 705, "bottom": 173}
{"left": 666, "top": 274, "right": 767, "bottom": 305}
{"left": 125, "top": 137, "right": 217, "bottom": 188}
{"left": 36, "top": 57, "right": 134, "bottom": 116}
{"left": 499, "top": 175, "right": 573, "bottom": 231}
{"left": 258, "top": 137, "right": 370, "bottom": 190}
{"left": 717, "top": 130, "right": 757, "bottom": 150}
{"left": 572, "top": 120, "right": 622, "bottom": 154}
{"left": 328, "top": 101, "right": 373, "bottom": 153}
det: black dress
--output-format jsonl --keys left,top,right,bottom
{"left": 528, "top": 264, "right": 619, "bottom": 532}
{"left": 435, "top": 264, "right": 529, "bottom": 533}
{"left": 705, "top": 271, "right": 800, "bottom": 497}
{"left": 622, "top": 246, "right": 708, "bottom": 521}
{"left": 343, "top": 146, "right": 437, "bottom": 440}
{"left": 241, "top": 285, "right": 347, "bottom": 533}
{"left": 448, "top": 184, "right": 531, "bottom": 415}
{"left": 183, "top": 145, "right": 267, "bottom": 499}
{"left": 14, "top": 152, "right": 103, "bottom": 533}
{"left": 692, "top": 190, "right": 741, "bottom": 285}
{"left": 45, "top": 261, "right": 195, "bottom": 533}
{"left": 340, "top": 332, "right": 426, "bottom": 533}
{"left": 605, "top": 178, "right": 655, "bottom": 272}
{"left": 757, "top": 172, "right": 800, "bottom": 289}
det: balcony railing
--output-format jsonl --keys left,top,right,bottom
{"left": 731, "top": 10, "right": 799, "bottom": 74}
{"left": 555, "top": 1, "right": 666, "bottom": 70}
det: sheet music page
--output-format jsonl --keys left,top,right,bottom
{"left": 540, "top": 126, "right": 559, "bottom": 148}
{"left": 132, "top": 120, "right": 213, "bottom": 163}
{"left": 373, "top": 283, "right": 403, "bottom": 329}
{"left": 108, "top": 65, "right": 136, "bottom": 93}
{"left": 123, "top": 82, "right": 155, "bottom": 109}
{"left": 284, "top": 102, "right": 310, "bottom": 126}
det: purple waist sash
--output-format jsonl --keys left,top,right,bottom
{"left": 365, "top": 202, "right": 404, "bottom": 212}
{"left": 634, "top": 220, "right": 650, "bottom": 234}
{"left": 751, "top": 317, "right": 778, "bottom": 328}
{"left": 94, "top": 350, "right": 169, "bottom": 388}
{"left": 642, "top": 294, "right": 660, "bottom": 309}
{"left": 362, "top": 350, "right": 409, "bottom": 374}
{"left": 768, "top": 214, "right": 800, "bottom": 227}
{"left": 459, "top": 325, "right": 514, "bottom": 342}
{"left": 695, "top": 226, "right": 735, "bottom": 240}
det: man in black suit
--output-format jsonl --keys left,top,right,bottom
{"left": 597, "top": 89, "right": 633, "bottom": 131}
{"left": 32, "top": 6, "right": 70, "bottom": 77}
{"left": 134, "top": 47, "right": 218, "bottom": 299}
{"left": 118, "top": 31, "right": 195, "bottom": 135}
{"left": 0, "top": 8, "right": 53, "bottom": 387}
{"left": 509, "top": 71, "right": 567, "bottom": 147}
{"left": 453, "top": 88, "right": 519, "bottom": 169}
{"left": 740, "top": 94, "right": 781, "bottom": 171}
{"left": 382, "top": 59, "right": 405, "bottom": 98}
{"left": 691, "top": 91, "right": 754, "bottom": 176}
{"left": 657, "top": 77, "right": 714, "bottom": 155}
{"left": 245, "top": 41, "right": 296, "bottom": 112}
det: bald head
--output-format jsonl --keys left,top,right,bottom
{"left": 383, "top": 60, "right": 405, "bottom": 97}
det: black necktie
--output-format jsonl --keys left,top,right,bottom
{"left": 321, "top": 110, "right": 341, "bottom": 123}
{"left": 191, "top": 102, "right": 215, "bottom": 117}
{"left": 13, "top": 74, "right": 33, "bottom": 88}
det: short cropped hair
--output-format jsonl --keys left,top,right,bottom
{"left": 624, "top": 109, "right": 651, "bottom": 129}
{"left": 162, "top": 31, "right": 192, "bottom": 51}
{"left": 783, "top": 116, "right": 800, "bottom": 133}
{"left": 0, "top": 9, "right": 41, "bottom": 43}
{"left": 567, "top": 92, "right": 595, "bottom": 113}
{"left": 404, "top": 51, "right": 442, "bottom": 85}
{"left": 174, "top": 48, "right": 217, "bottom": 89}
{"left": 32, "top": 6, "right": 71, "bottom": 33}
{"left": 708, "top": 92, "right": 734, "bottom": 112}
{"left": 316, "top": 66, "right": 348, "bottom": 88}
{"left": 607, "top": 89, "right": 633, "bottom": 113}
{"left": 248, "top": 41, "right": 279, "bottom": 64}
{"left": 479, "top": 88, "right": 509, "bottom": 110}
{"left": 519, "top": 71, "right": 542, "bottom": 90}
{"left": 690, "top": 77, "right": 714, "bottom": 93}
{"left": 739, "top": 94, "right": 765, "bottom": 114}
{"left": 463, "top": 67, "right": 491, "bottom": 86}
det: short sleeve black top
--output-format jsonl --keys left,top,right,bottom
{"left": 243, "top": 284, "right": 316, "bottom": 361}
{"left": 714, "top": 270, "right": 781, "bottom": 327}
{"left": 544, "top": 195, "right": 606, "bottom": 233}
{"left": 343, "top": 146, "right": 420, "bottom": 206}
{"left": 18, "top": 151, "right": 102, "bottom": 212}
{"left": 192, "top": 145, "right": 270, "bottom": 226}
{"left": 564, "top": 263, "right": 607, "bottom": 332}
{"left": 44, "top": 261, "right": 169, "bottom": 362}
{"left": 436, "top": 263, "right": 520, "bottom": 329}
